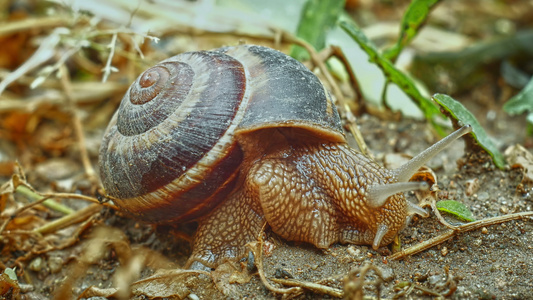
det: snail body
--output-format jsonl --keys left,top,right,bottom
{"left": 99, "top": 45, "right": 471, "bottom": 267}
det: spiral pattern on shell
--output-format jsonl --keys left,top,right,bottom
{"left": 100, "top": 50, "right": 248, "bottom": 222}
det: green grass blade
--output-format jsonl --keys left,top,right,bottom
{"left": 383, "top": 0, "right": 441, "bottom": 62}
{"left": 339, "top": 20, "right": 441, "bottom": 122}
{"left": 290, "top": 0, "right": 345, "bottom": 61}
{"left": 503, "top": 76, "right": 533, "bottom": 116}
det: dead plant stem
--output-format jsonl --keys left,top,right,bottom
{"left": 59, "top": 64, "right": 97, "bottom": 182}
{"left": 390, "top": 211, "right": 533, "bottom": 260}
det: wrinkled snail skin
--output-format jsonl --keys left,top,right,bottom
{"left": 98, "top": 44, "right": 472, "bottom": 268}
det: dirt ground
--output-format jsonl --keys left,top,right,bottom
{"left": 1, "top": 1, "right": 532, "bottom": 299}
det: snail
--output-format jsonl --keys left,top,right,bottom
{"left": 99, "top": 45, "right": 472, "bottom": 267}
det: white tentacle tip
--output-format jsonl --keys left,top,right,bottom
{"left": 372, "top": 224, "right": 388, "bottom": 250}
{"left": 461, "top": 124, "right": 473, "bottom": 133}
{"left": 367, "top": 181, "right": 429, "bottom": 208}
{"left": 407, "top": 201, "right": 428, "bottom": 217}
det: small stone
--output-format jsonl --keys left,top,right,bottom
{"left": 428, "top": 274, "right": 444, "bottom": 284}
{"left": 465, "top": 178, "right": 480, "bottom": 196}
{"left": 347, "top": 246, "right": 360, "bottom": 257}
{"left": 29, "top": 257, "right": 45, "bottom": 272}
{"left": 491, "top": 264, "right": 501, "bottom": 272}
{"left": 477, "top": 192, "right": 490, "bottom": 201}
{"left": 380, "top": 266, "right": 395, "bottom": 282}
{"left": 188, "top": 294, "right": 200, "bottom": 300}
{"left": 449, "top": 180, "right": 457, "bottom": 189}
{"left": 274, "top": 269, "right": 293, "bottom": 279}
{"left": 48, "top": 256, "right": 63, "bottom": 274}
{"left": 440, "top": 247, "right": 448, "bottom": 257}
{"left": 500, "top": 206, "right": 509, "bottom": 214}
{"left": 481, "top": 227, "right": 488, "bottom": 234}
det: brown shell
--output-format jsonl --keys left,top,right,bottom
{"left": 98, "top": 45, "right": 344, "bottom": 223}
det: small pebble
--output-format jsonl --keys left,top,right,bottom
{"left": 481, "top": 227, "right": 488, "bottom": 234}
{"left": 441, "top": 247, "right": 448, "bottom": 257}
{"left": 428, "top": 274, "right": 444, "bottom": 284}
{"left": 477, "top": 192, "right": 490, "bottom": 201}
{"left": 500, "top": 206, "right": 508, "bottom": 214}
{"left": 29, "top": 257, "right": 45, "bottom": 272}
{"left": 274, "top": 269, "right": 293, "bottom": 279}
{"left": 188, "top": 294, "right": 200, "bottom": 300}
{"left": 472, "top": 238, "right": 483, "bottom": 247}
{"left": 465, "top": 178, "right": 480, "bottom": 196}
{"left": 380, "top": 266, "right": 395, "bottom": 282}
{"left": 347, "top": 246, "right": 360, "bottom": 257}
{"left": 48, "top": 256, "right": 63, "bottom": 274}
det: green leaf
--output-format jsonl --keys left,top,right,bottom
{"left": 383, "top": 0, "right": 441, "bottom": 62}
{"left": 3, "top": 268, "right": 18, "bottom": 281}
{"left": 503, "top": 76, "right": 533, "bottom": 116}
{"left": 433, "top": 93, "right": 506, "bottom": 168}
{"left": 503, "top": 76, "right": 533, "bottom": 129}
{"left": 339, "top": 21, "right": 442, "bottom": 123}
{"left": 436, "top": 200, "right": 475, "bottom": 222}
{"left": 290, "top": 0, "right": 345, "bottom": 61}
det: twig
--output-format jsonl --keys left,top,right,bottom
{"left": 0, "top": 31, "right": 61, "bottom": 95}
{"left": 0, "top": 81, "right": 128, "bottom": 112}
{"left": 344, "top": 263, "right": 385, "bottom": 300}
{"left": 390, "top": 211, "right": 533, "bottom": 260}
{"left": 0, "top": 194, "right": 51, "bottom": 236}
{"left": 34, "top": 203, "right": 102, "bottom": 235}
{"left": 19, "top": 184, "right": 103, "bottom": 206}
{"left": 277, "top": 30, "right": 370, "bottom": 156}
{"left": 59, "top": 64, "right": 97, "bottom": 182}
{"left": 271, "top": 278, "right": 343, "bottom": 298}
{"left": 17, "top": 181, "right": 110, "bottom": 207}
{"left": 394, "top": 282, "right": 443, "bottom": 298}
{"left": 15, "top": 185, "right": 74, "bottom": 215}
{"left": 0, "top": 16, "right": 67, "bottom": 37}
{"left": 102, "top": 33, "right": 118, "bottom": 82}
{"left": 429, "top": 197, "right": 459, "bottom": 230}
{"left": 1, "top": 185, "right": 104, "bottom": 236}
{"left": 246, "top": 231, "right": 302, "bottom": 296}
{"left": 329, "top": 45, "right": 364, "bottom": 110}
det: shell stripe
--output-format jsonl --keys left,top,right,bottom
{"left": 100, "top": 50, "right": 250, "bottom": 205}
{"left": 113, "top": 142, "right": 244, "bottom": 223}
{"left": 225, "top": 46, "right": 344, "bottom": 142}
{"left": 101, "top": 50, "right": 255, "bottom": 222}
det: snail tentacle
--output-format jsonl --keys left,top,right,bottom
{"left": 367, "top": 181, "right": 428, "bottom": 208}
{"left": 393, "top": 125, "right": 472, "bottom": 182}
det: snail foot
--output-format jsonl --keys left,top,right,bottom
{"left": 185, "top": 187, "right": 265, "bottom": 269}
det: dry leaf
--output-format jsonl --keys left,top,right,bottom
{"left": 505, "top": 144, "right": 533, "bottom": 185}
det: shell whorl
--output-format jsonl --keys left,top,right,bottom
{"left": 99, "top": 50, "right": 248, "bottom": 222}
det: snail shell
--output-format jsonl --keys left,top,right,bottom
{"left": 99, "top": 45, "right": 342, "bottom": 223}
